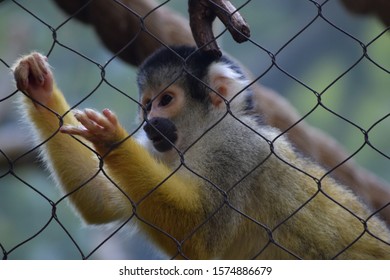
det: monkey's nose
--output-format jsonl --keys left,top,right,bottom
{"left": 143, "top": 117, "right": 178, "bottom": 152}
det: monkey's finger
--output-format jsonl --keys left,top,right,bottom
{"left": 35, "top": 54, "right": 50, "bottom": 78}
{"left": 60, "top": 124, "right": 110, "bottom": 148}
{"left": 84, "top": 108, "right": 112, "bottom": 130}
{"left": 73, "top": 109, "right": 105, "bottom": 132}
{"left": 14, "top": 62, "right": 30, "bottom": 91}
{"left": 102, "top": 109, "right": 119, "bottom": 127}
{"left": 28, "top": 54, "right": 45, "bottom": 85}
{"left": 60, "top": 124, "right": 92, "bottom": 138}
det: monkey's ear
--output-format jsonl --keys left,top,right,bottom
{"left": 208, "top": 62, "right": 247, "bottom": 108}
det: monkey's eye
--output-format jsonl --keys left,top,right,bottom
{"left": 158, "top": 94, "right": 173, "bottom": 107}
{"left": 145, "top": 100, "right": 152, "bottom": 112}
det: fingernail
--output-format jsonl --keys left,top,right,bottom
{"left": 85, "top": 108, "right": 95, "bottom": 115}
{"left": 59, "top": 126, "right": 68, "bottom": 133}
{"left": 72, "top": 109, "right": 82, "bottom": 117}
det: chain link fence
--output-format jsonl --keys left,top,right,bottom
{"left": 0, "top": 0, "right": 389, "bottom": 259}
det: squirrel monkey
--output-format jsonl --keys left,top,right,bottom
{"left": 12, "top": 47, "right": 390, "bottom": 259}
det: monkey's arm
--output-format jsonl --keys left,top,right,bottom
{"left": 62, "top": 108, "right": 201, "bottom": 207}
{"left": 61, "top": 108, "right": 206, "bottom": 256}
{"left": 14, "top": 52, "right": 206, "bottom": 257}
{"left": 13, "top": 53, "right": 128, "bottom": 224}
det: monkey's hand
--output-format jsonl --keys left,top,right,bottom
{"left": 60, "top": 108, "right": 127, "bottom": 155}
{"left": 12, "top": 52, "right": 54, "bottom": 107}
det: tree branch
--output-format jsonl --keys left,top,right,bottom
{"left": 340, "top": 0, "right": 390, "bottom": 26}
{"left": 188, "top": 0, "right": 250, "bottom": 58}
{"left": 53, "top": 0, "right": 195, "bottom": 66}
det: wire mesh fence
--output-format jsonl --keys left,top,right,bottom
{"left": 0, "top": 0, "right": 389, "bottom": 259}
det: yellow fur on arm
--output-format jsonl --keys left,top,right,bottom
{"left": 103, "top": 137, "right": 201, "bottom": 211}
{"left": 23, "top": 84, "right": 127, "bottom": 224}
{"left": 102, "top": 137, "right": 206, "bottom": 256}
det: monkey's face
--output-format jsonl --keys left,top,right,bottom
{"left": 140, "top": 85, "right": 187, "bottom": 153}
